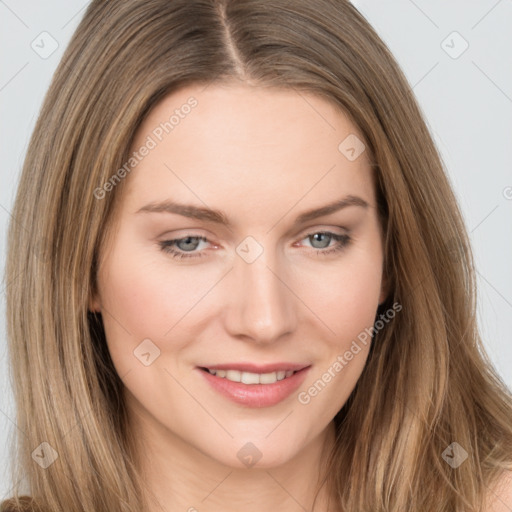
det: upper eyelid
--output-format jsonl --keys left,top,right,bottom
{"left": 163, "top": 225, "right": 349, "bottom": 242}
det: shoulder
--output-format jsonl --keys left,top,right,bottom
{"left": 485, "top": 470, "right": 512, "bottom": 511}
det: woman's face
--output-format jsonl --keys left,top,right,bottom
{"left": 90, "top": 82, "right": 387, "bottom": 469}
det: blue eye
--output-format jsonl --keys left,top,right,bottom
{"left": 304, "top": 232, "right": 350, "bottom": 253}
{"left": 159, "top": 236, "right": 209, "bottom": 259}
{"left": 159, "top": 231, "right": 351, "bottom": 260}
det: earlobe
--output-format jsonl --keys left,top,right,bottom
{"left": 378, "top": 273, "right": 389, "bottom": 306}
{"left": 88, "top": 292, "right": 102, "bottom": 313}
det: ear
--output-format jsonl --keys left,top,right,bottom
{"left": 378, "top": 271, "right": 389, "bottom": 306}
{"left": 88, "top": 289, "right": 102, "bottom": 313}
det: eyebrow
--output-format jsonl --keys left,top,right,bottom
{"left": 135, "top": 194, "right": 369, "bottom": 227}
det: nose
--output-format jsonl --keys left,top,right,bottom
{"left": 222, "top": 248, "right": 297, "bottom": 345}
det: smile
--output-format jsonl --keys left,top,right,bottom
{"left": 197, "top": 365, "right": 311, "bottom": 408}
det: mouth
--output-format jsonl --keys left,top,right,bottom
{"left": 197, "top": 364, "right": 312, "bottom": 408}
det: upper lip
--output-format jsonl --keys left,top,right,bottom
{"left": 199, "top": 362, "right": 311, "bottom": 373}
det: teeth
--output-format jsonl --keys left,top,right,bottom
{"left": 206, "top": 368, "right": 296, "bottom": 384}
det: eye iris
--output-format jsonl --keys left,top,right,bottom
{"left": 310, "top": 233, "right": 331, "bottom": 249}
{"left": 177, "top": 236, "right": 200, "bottom": 251}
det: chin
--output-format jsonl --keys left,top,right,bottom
{"left": 205, "top": 436, "right": 304, "bottom": 470}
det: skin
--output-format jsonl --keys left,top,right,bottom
{"left": 90, "top": 81, "right": 388, "bottom": 512}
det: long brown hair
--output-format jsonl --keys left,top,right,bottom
{"left": 2, "top": 1, "right": 512, "bottom": 510}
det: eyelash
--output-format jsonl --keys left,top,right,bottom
{"left": 158, "top": 231, "right": 352, "bottom": 260}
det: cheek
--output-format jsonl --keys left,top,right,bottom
{"left": 95, "top": 235, "right": 211, "bottom": 372}
{"left": 297, "top": 245, "right": 383, "bottom": 344}
{"left": 331, "top": 262, "right": 381, "bottom": 331}
{"left": 294, "top": 254, "right": 382, "bottom": 420}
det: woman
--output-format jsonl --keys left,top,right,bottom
{"left": 2, "top": 0, "right": 512, "bottom": 510}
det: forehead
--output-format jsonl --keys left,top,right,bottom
{"left": 123, "top": 82, "right": 374, "bottom": 216}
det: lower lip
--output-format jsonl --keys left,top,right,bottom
{"left": 197, "top": 366, "right": 311, "bottom": 408}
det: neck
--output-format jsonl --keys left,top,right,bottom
{"left": 130, "top": 411, "right": 337, "bottom": 512}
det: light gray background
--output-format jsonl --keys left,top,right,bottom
{"left": 1, "top": 0, "right": 511, "bottom": 499}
